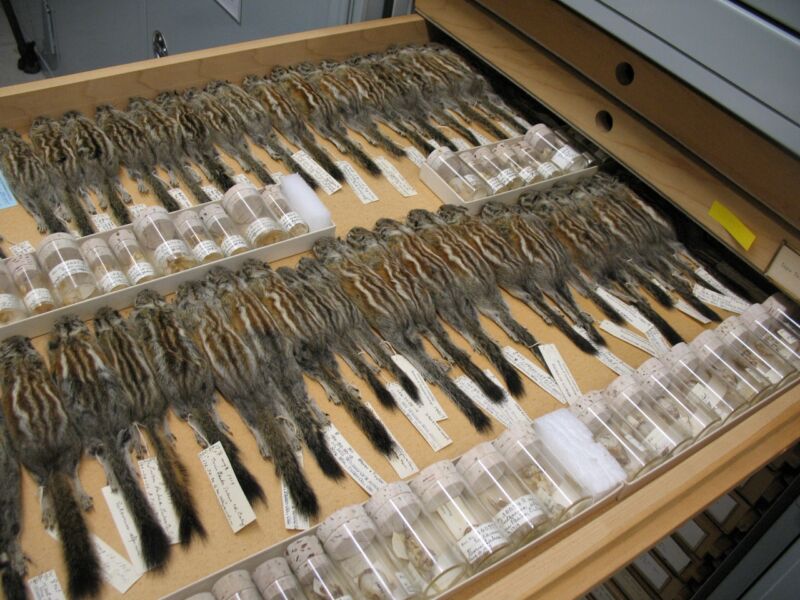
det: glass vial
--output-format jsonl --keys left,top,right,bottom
{"left": 474, "top": 148, "right": 522, "bottom": 190}
{"left": 409, "top": 460, "right": 510, "bottom": 570}
{"left": 634, "top": 357, "right": 720, "bottom": 438}
{"left": 689, "top": 329, "right": 768, "bottom": 403}
{"left": 262, "top": 185, "right": 309, "bottom": 237}
{"left": 317, "top": 505, "right": 419, "bottom": 600}
{"left": 427, "top": 147, "right": 488, "bottom": 202}
{"left": 174, "top": 211, "right": 224, "bottom": 264}
{"left": 523, "top": 124, "right": 588, "bottom": 172}
{"left": 605, "top": 374, "right": 692, "bottom": 456}
{"left": 511, "top": 141, "right": 562, "bottom": 180}
{"left": 222, "top": 183, "right": 288, "bottom": 247}
{"left": 253, "top": 557, "right": 308, "bottom": 600}
{"left": 664, "top": 342, "right": 747, "bottom": 421}
{"left": 457, "top": 442, "right": 549, "bottom": 545}
{"left": 365, "top": 481, "right": 467, "bottom": 596}
{"left": 37, "top": 232, "right": 96, "bottom": 304}
{"left": 199, "top": 204, "right": 250, "bottom": 257}
{"left": 494, "top": 424, "right": 592, "bottom": 521}
{"left": 133, "top": 206, "right": 198, "bottom": 274}
{"left": 762, "top": 294, "right": 800, "bottom": 341}
{"left": 570, "top": 392, "right": 660, "bottom": 478}
{"left": 80, "top": 238, "right": 129, "bottom": 294}
{"left": 740, "top": 303, "right": 800, "bottom": 369}
{"left": 212, "top": 569, "right": 262, "bottom": 600}
{"left": 459, "top": 151, "right": 508, "bottom": 195}
{"left": 285, "top": 536, "right": 353, "bottom": 600}
{"left": 493, "top": 142, "right": 538, "bottom": 185}
{"left": 8, "top": 253, "right": 57, "bottom": 314}
{"left": 716, "top": 316, "right": 793, "bottom": 386}
{"left": 0, "top": 262, "right": 27, "bottom": 324}
{"left": 185, "top": 593, "right": 215, "bottom": 600}
{"left": 108, "top": 230, "right": 158, "bottom": 285}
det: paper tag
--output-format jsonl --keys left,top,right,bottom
{"left": 167, "top": 188, "right": 192, "bottom": 209}
{"left": 676, "top": 520, "right": 707, "bottom": 549}
{"left": 426, "top": 139, "right": 441, "bottom": 149}
{"left": 655, "top": 537, "right": 691, "bottom": 574}
{"left": 201, "top": 185, "right": 224, "bottom": 202}
{"left": 404, "top": 147, "right": 426, "bottom": 167}
{"left": 271, "top": 172, "right": 284, "bottom": 183}
{"left": 633, "top": 553, "right": 670, "bottom": 590}
{"left": 645, "top": 327, "right": 672, "bottom": 357}
{"left": 92, "top": 213, "right": 116, "bottom": 231}
{"left": 514, "top": 116, "right": 533, "bottom": 129}
{"left": 127, "top": 262, "right": 156, "bottom": 284}
{"left": 0, "top": 293, "right": 24, "bottom": 312}
{"left": 102, "top": 486, "right": 147, "bottom": 572}
{"left": 494, "top": 494, "right": 545, "bottom": 537}
{"left": 454, "top": 374, "right": 528, "bottom": 429}
{"left": 365, "top": 402, "right": 418, "bottom": 478}
{"left": 0, "top": 171, "right": 17, "bottom": 208}
{"left": 457, "top": 521, "right": 507, "bottom": 564}
{"left": 483, "top": 370, "right": 531, "bottom": 425}
{"left": 189, "top": 240, "right": 220, "bottom": 262}
{"left": 28, "top": 570, "right": 66, "bottom": 600}
{"left": 707, "top": 494, "right": 737, "bottom": 524}
{"left": 502, "top": 347, "right": 563, "bottom": 402}
{"left": 376, "top": 157, "right": 417, "bottom": 197}
{"left": 692, "top": 284, "right": 750, "bottom": 313}
{"left": 498, "top": 122, "right": 518, "bottom": 137}
{"left": 540, "top": 344, "right": 581, "bottom": 403}
{"left": 233, "top": 173, "right": 253, "bottom": 186}
{"left": 292, "top": 150, "right": 341, "bottom": 195}
{"left": 139, "top": 458, "right": 180, "bottom": 544}
{"left": 92, "top": 535, "right": 143, "bottom": 593}
{"left": 595, "top": 288, "right": 653, "bottom": 332}
{"left": 391, "top": 355, "right": 447, "bottom": 421}
{"left": 336, "top": 160, "right": 378, "bottom": 204}
{"left": 323, "top": 424, "right": 385, "bottom": 495}
{"left": 765, "top": 245, "right": 800, "bottom": 299}
{"left": 708, "top": 200, "right": 755, "bottom": 251}
{"left": 388, "top": 383, "right": 452, "bottom": 452}
{"left": 451, "top": 137, "right": 471, "bottom": 151}
{"left": 395, "top": 570, "right": 419, "bottom": 597}
{"left": 572, "top": 325, "right": 635, "bottom": 376}
{"left": 10, "top": 241, "right": 35, "bottom": 256}
{"left": 198, "top": 442, "right": 257, "bottom": 533}
{"left": 282, "top": 452, "right": 310, "bottom": 531}
{"left": 468, "top": 128, "right": 492, "bottom": 145}
{"left": 600, "top": 320, "right": 657, "bottom": 355}
{"left": 673, "top": 299, "right": 712, "bottom": 324}
{"left": 129, "top": 204, "right": 149, "bottom": 218}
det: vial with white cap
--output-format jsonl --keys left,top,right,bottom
{"left": 715, "top": 316, "right": 792, "bottom": 386}
{"left": 199, "top": 204, "right": 250, "bottom": 257}
{"left": 523, "top": 124, "right": 588, "bottom": 172}
{"left": 7, "top": 253, "right": 57, "bottom": 314}
{"left": 211, "top": 569, "right": 262, "bottom": 600}
{"left": 492, "top": 142, "right": 539, "bottom": 185}
{"left": 37, "top": 232, "right": 97, "bottom": 304}
{"left": 261, "top": 185, "right": 309, "bottom": 237}
{"left": 569, "top": 391, "right": 661, "bottom": 478}
{"left": 689, "top": 329, "right": 768, "bottom": 403}
{"left": 80, "top": 238, "right": 129, "bottom": 294}
{"left": 762, "top": 294, "right": 800, "bottom": 341}
{"left": 0, "top": 262, "right": 27, "bottom": 324}
{"left": 174, "top": 211, "right": 224, "bottom": 264}
{"left": 317, "top": 505, "right": 418, "bottom": 600}
{"left": 108, "top": 229, "right": 158, "bottom": 285}
{"left": 365, "top": 481, "right": 467, "bottom": 596}
{"left": 511, "top": 141, "right": 561, "bottom": 180}
{"left": 409, "top": 460, "right": 510, "bottom": 570}
{"left": 474, "top": 147, "right": 522, "bottom": 190}
{"left": 663, "top": 342, "right": 747, "bottom": 421}
{"left": 427, "top": 147, "right": 488, "bottom": 201}
{"left": 285, "top": 536, "right": 353, "bottom": 600}
{"left": 223, "top": 183, "right": 288, "bottom": 247}
{"left": 456, "top": 442, "right": 549, "bottom": 545}
{"left": 494, "top": 424, "right": 592, "bottom": 521}
{"left": 133, "top": 206, "right": 197, "bottom": 274}
{"left": 253, "top": 557, "right": 308, "bottom": 600}
{"left": 740, "top": 304, "right": 800, "bottom": 369}
{"left": 634, "top": 358, "right": 720, "bottom": 438}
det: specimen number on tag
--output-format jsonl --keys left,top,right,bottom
{"left": 198, "top": 442, "right": 257, "bottom": 533}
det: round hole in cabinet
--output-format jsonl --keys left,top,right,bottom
{"left": 615, "top": 62, "right": 635, "bottom": 85}
{"left": 596, "top": 110, "right": 614, "bottom": 132}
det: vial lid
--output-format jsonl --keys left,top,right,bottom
{"left": 606, "top": 374, "right": 639, "bottom": 398}
{"left": 132, "top": 206, "right": 170, "bottom": 239}
{"left": 79, "top": 237, "right": 113, "bottom": 255}
{"left": 690, "top": 329, "right": 725, "bottom": 355}
{"left": 740, "top": 303, "right": 770, "bottom": 325}
{"left": 36, "top": 231, "right": 79, "bottom": 253}
{"left": 285, "top": 536, "right": 330, "bottom": 584}
{"left": 636, "top": 357, "right": 668, "bottom": 380}
{"left": 762, "top": 294, "right": 790, "bottom": 315}
{"left": 212, "top": 570, "right": 258, "bottom": 600}
{"left": 317, "top": 505, "right": 377, "bottom": 560}
{"left": 185, "top": 593, "right": 216, "bottom": 600}
{"left": 364, "top": 481, "right": 422, "bottom": 536}
{"left": 456, "top": 441, "right": 508, "bottom": 492}
{"left": 222, "top": 182, "right": 261, "bottom": 210}
{"left": 253, "top": 557, "right": 298, "bottom": 593}
{"left": 409, "top": 460, "right": 465, "bottom": 507}
{"left": 665, "top": 341, "right": 694, "bottom": 364}
{"left": 493, "top": 424, "right": 537, "bottom": 470}
{"left": 524, "top": 123, "right": 553, "bottom": 146}
{"left": 426, "top": 146, "right": 455, "bottom": 169}
{"left": 173, "top": 210, "right": 204, "bottom": 229}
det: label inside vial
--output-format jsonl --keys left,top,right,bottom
{"left": 394, "top": 570, "right": 419, "bottom": 597}
{"left": 689, "top": 382, "right": 721, "bottom": 409}
{"left": 497, "top": 168, "right": 516, "bottom": 186}
{"left": 778, "top": 328, "right": 798, "bottom": 344}
{"left": 0, "top": 293, "right": 24, "bottom": 312}
{"left": 763, "top": 368, "right": 783, "bottom": 384}
{"left": 464, "top": 174, "right": 482, "bottom": 190}
{"left": 456, "top": 521, "right": 506, "bottom": 564}
{"left": 246, "top": 217, "right": 280, "bottom": 244}
{"left": 436, "top": 496, "right": 477, "bottom": 540}
{"left": 154, "top": 239, "right": 190, "bottom": 264}
{"left": 98, "top": 271, "right": 129, "bottom": 293}
{"left": 279, "top": 211, "right": 306, "bottom": 231}
{"left": 644, "top": 428, "right": 673, "bottom": 453}
{"left": 517, "top": 166, "right": 536, "bottom": 183}
{"left": 622, "top": 433, "right": 648, "bottom": 454}
{"left": 190, "top": 240, "right": 220, "bottom": 262}
{"left": 494, "top": 494, "right": 545, "bottom": 536}
{"left": 221, "top": 235, "right": 248, "bottom": 256}
{"left": 127, "top": 262, "right": 156, "bottom": 284}
{"left": 551, "top": 146, "right": 580, "bottom": 169}
{"left": 537, "top": 162, "right": 560, "bottom": 179}
{"left": 485, "top": 176, "right": 503, "bottom": 193}
{"left": 48, "top": 259, "right": 91, "bottom": 285}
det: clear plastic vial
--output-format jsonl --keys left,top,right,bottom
{"left": 80, "top": 238, "right": 130, "bottom": 294}
{"left": 456, "top": 442, "right": 549, "bottom": 545}
{"left": 262, "top": 185, "right": 309, "bottom": 237}
{"left": 570, "top": 391, "right": 661, "bottom": 478}
{"left": 174, "top": 211, "right": 224, "bottom": 264}
{"left": 185, "top": 593, "right": 216, "bottom": 600}
{"left": 664, "top": 342, "right": 747, "bottom": 421}
{"left": 762, "top": 294, "right": 800, "bottom": 341}
{"left": 409, "top": 460, "right": 510, "bottom": 570}
{"left": 211, "top": 569, "right": 263, "bottom": 600}
{"left": 0, "top": 262, "right": 27, "bottom": 324}
{"left": 317, "top": 505, "right": 419, "bottom": 600}
{"left": 689, "top": 329, "right": 768, "bottom": 403}
{"left": 474, "top": 148, "right": 522, "bottom": 190}
{"left": 511, "top": 141, "right": 562, "bottom": 180}
{"left": 8, "top": 253, "right": 57, "bottom": 314}
{"left": 108, "top": 229, "right": 158, "bottom": 285}
{"left": 716, "top": 316, "right": 793, "bottom": 386}
{"left": 605, "top": 374, "right": 692, "bottom": 456}
{"left": 133, "top": 206, "right": 198, "bottom": 274}
{"left": 37, "top": 232, "right": 97, "bottom": 304}
{"left": 253, "top": 557, "right": 309, "bottom": 600}
{"left": 493, "top": 142, "right": 539, "bottom": 185}
{"left": 740, "top": 303, "right": 800, "bottom": 370}
{"left": 285, "top": 536, "right": 354, "bottom": 600}
{"left": 494, "top": 424, "right": 592, "bottom": 521}
{"left": 427, "top": 147, "right": 488, "bottom": 202}
{"left": 459, "top": 151, "right": 508, "bottom": 195}
{"left": 365, "top": 481, "right": 468, "bottom": 597}
{"left": 222, "top": 183, "right": 288, "bottom": 247}
{"left": 634, "top": 357, "right": 720, "bottom": 438}
{"left": 199, "top": 204, "right": 250, "bottom": 257}
{"left": 523, "top": 124, "right": 588, "bottom": 172}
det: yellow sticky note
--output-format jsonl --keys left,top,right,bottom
{"left": 708, "top": 201, "right": 756, "bottom": 251}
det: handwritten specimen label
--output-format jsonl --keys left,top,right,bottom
{"left": 388, "top": 383, "right": 452, "bottom": 452}
{"left": 599, "top": 320, "right": 656, "bottom": 355}
{"left": 201, "top": 185, "right": 225, "bottom": 202}
{"left": 692, "top": 285, "right": 750, "bottom": 313}
{"left": 376, "top": 157, "right": 417, "bottom": 197}
{"left": 391, "top": 355, "right": 447, "bottom": 421}
{"left": 102, "top": 486, "right": 147, "bottom": 572}
{"left": 139, "top": 458, "right": 180, "bottom": 544}
{"left": 540, "top": 344, "right": 582, "bottom": 403}
{"left": 404, "top": 146, "right": 426, "bottom": 167}
{"left": 292, "top": 150, "right": 341, "bottom": 195}
{"left": 198, "top": 442, "right": 256, "bottom": 533}
{"left": 28, "top": 570, "right": 66, "bottom": 600}
{"left": 365, "top": 402, "right": 418, "bottom": 478}
{"left": 323, "top": 424, "right": 385, "bottom": 495}
{"left": 167, "top": 188, "right": 192, "bottom": 209}
{"left": 336, "top": 160, "right": 378, "bottom": 204}
{"left": 502, "top": 347, "right": 563, "bottom": 402}
{"left": 282, "top": 452, "right": 310, "bottom": 531}
{"left": 10, "top": 241, "right": 35, "bottom": 256}
{"left": 92, "top": 213, "right": 116, "bottom": 231}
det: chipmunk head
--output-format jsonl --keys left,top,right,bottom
{"left": 176, "top": 280, "right": 216, "bottom": 310}
{"left": 275, "top": 266, "right": 301, "bottom": 285}
{"left": 345, "top": 227, "right": 381, "bottom": 253}
{"left": 437, "top": 204, "right": 469, "bottom": 225}
{"left": 237, "top": 259, "right": 275, "bottom": 284}
{"left": 0, "top": 335, "right": 39, "bottom": 373}
{"left": 93, "top": 306, "right": 125, "bottom": 333}
{"left": 478, "top": 200, "right": 511, "bottom": 223}
{"left": 373, "top": 218, "right": 411, "bottom": 240}
{"left": 295, "top": 256, "right": 327, "bottom": 279}
{"left": 51, "top": 315, "right": 92, "bottom": 346}
{"left": 133, "top": 289, "right": 167, "bottom": 310}
{"left": 312, "top": 236, "right": 346, "bottom": 263}
{"left": 30, "top": 115, "right": 58, "bottom": 131}
{"left": 405, "top": 208, "right": 441, "bottom": 231}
